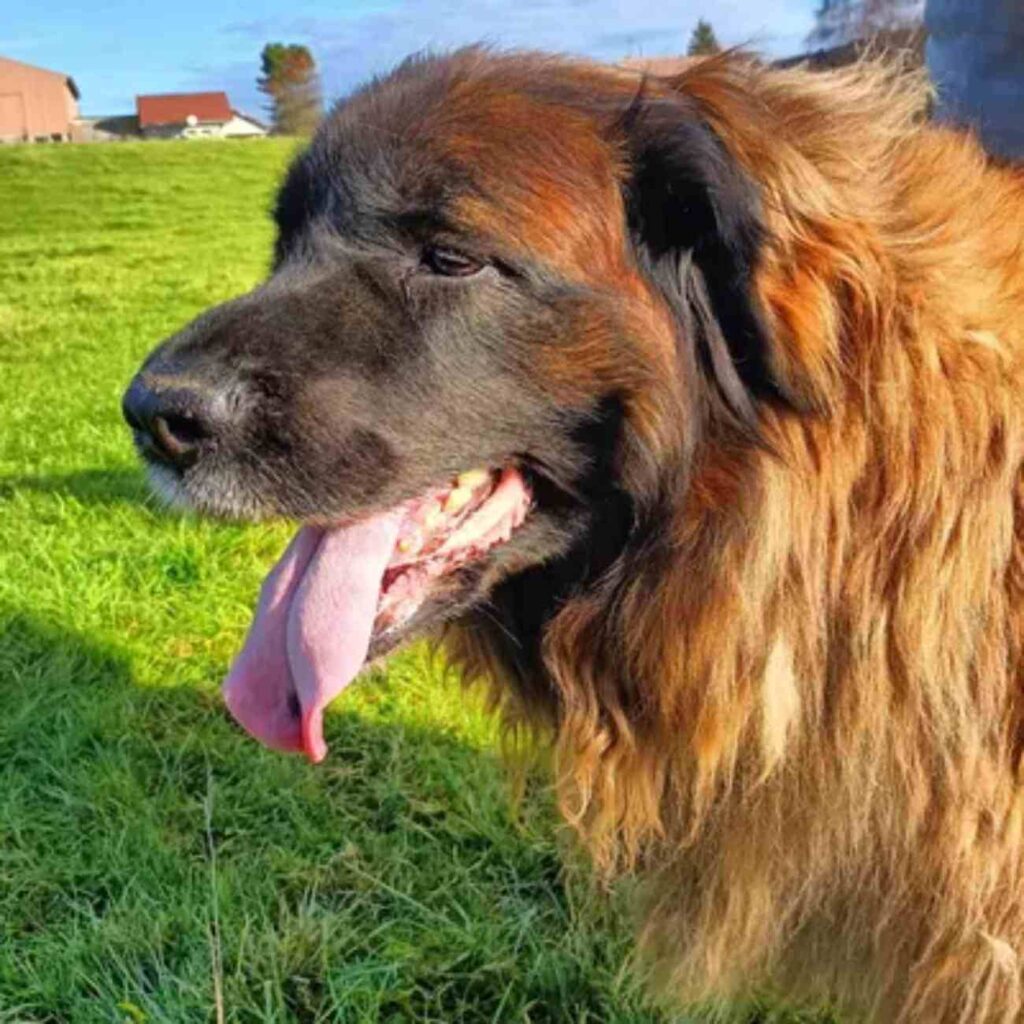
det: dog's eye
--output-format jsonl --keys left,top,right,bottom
{"left": 422, "top": 245, "right": 484, "bottom": 277}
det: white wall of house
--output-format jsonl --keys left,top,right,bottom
{"left": 218, "top": 114, "right": 266, "bottom": 138}
{"left": 171, "top": 115, "right": 265, "bottom": 139}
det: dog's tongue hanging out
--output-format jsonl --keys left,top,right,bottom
{"left": 222, "top": 467, "right": 531, "bottom": 763}
{"left": 222, "top": 511, "right": 404, "bottom": 763}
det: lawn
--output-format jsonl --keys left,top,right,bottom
{"left": 0, "top": 139, "right": 818, "bottom": 1023}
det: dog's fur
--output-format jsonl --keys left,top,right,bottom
{"left": 443, "top": 54, "right": 1024, "bottom": 1021}
{"left": 129, "top": 50, "right": 1024, "bottom": 1021}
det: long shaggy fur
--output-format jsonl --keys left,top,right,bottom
{"left": 449, "top": 55, "right": 1024, "bottom": 1021}
{"left": 132, "top": 42, "right": 1024, "bottom": 1022}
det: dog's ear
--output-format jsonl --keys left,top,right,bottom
{"left": 619, "top": 90, "right": 806, "bottom": 429}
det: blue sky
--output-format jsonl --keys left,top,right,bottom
{"left": 1, "top": 0, "right": 818, "bottom": 117}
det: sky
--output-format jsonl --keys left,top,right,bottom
{"left": 0, "top": 0, "right": 819, "bottom": 117}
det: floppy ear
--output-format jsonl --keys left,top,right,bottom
{"left": 619, "top": 90, "right": 805, "bottom": 429}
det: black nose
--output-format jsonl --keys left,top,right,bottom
{"left": 122, "top": 376, "right": 215, "bottom": 470}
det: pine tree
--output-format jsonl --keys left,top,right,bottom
{"left": 687, "top": 19, "right": 721, "bottom": 56}
{"left": 257, "top": 43, "right": 323, "bottom": 136}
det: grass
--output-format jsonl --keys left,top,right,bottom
{"left": 0, "top": 139, "right": 820, "bottom": 1023}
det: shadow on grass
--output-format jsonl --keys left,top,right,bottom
{"left": 0, "top": 466, "right": 152, "bottom": 509}
{"left": 0, "top": 610, "right": 683, "bottom": 1024}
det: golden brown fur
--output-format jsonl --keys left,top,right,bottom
{"left": 448, "top": 54, "right": 1024, "bottom": 1021}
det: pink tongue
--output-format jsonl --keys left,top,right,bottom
{"left": 222, "top": 510, "right": 403, "bottom": 763}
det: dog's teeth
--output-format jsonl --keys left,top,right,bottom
{"left": 423, "top": 505, "right": 444, "bottom": 530}
{"left": 444, "top": 486, "right": 473, "bottom": 514}
{"left": 398, "top": 535, "right": 419, "bottom": 555}
{"left": 456, "top": 469, "right": 489, "bottom": 491}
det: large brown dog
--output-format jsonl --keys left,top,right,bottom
{"left": 124, "top": 50, "right": 1024, "bottom": 1021}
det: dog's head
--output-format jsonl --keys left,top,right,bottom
{"left": 123, "top": 49, "right": 797, "bottom": 760}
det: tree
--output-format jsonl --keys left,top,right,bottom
{"left": 258, "top": 43, "right": 323, "bottom": 136}
{"left": 687, "top": 19, "right": 721, "bottom": 56}
{"left": 807, "top": 0, "right": 923, "bottom": 48}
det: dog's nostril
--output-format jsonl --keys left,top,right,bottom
{"left": 151, "top": 412, "right": 208, "bottom": 467}
{"left": 122, "top": 375, "right": 219, "bottom": 471}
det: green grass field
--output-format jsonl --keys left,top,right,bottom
{"left": 0, "top": 139, "right": 818, "bottom": 1023}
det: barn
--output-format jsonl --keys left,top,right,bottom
{"left": 135, "top": 92, "right": 267, "bottom": 139}
{"left": 0, "top": 56, "right": 80, "bottom": 143}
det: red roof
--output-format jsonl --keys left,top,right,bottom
{"left": 136, "top": 91, "right": 232, "bottom": 128}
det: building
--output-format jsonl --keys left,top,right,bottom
{"left": 135, "top": 91, "right": 267, "bottom": 139}
{"left": 71, "top": 114, "right": 141, "bottom": 143}
{"left": 0, "top": 55, "right": 80, "bottom": 142}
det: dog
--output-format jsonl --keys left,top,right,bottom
{"left": 123, "top": 49, "right": 1024, "bottom": 1021}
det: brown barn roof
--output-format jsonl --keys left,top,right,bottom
{"left": 136, "top": 91, "right": 231, "bottom": 128}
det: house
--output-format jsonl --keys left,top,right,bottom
{"left": 0, "top": 55, "right": 80, "bottom": 142}
{"left": 135, "top": 91, "right": 267, "bottom": 139}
